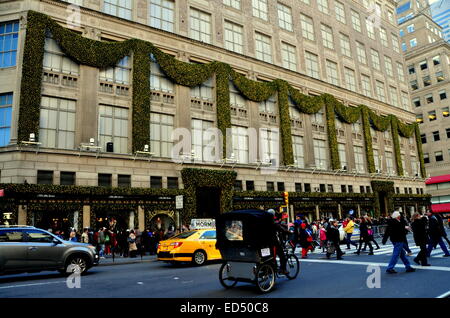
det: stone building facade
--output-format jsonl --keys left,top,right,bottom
{"left": 0, "top": 0, "right": 429, "bottom": 232}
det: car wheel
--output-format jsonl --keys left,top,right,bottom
{"left": 192, "top": 250, "right": 207, "bottom": 266}
{"left": 64, "top": 255, "right": 89, "bottom": 275}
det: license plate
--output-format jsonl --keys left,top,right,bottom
{"left": 261, "top": 248, "right": 270, "bottom": 257}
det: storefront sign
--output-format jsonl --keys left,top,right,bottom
{"left": 176, "top": 195, "right": 183, "bottom": 209}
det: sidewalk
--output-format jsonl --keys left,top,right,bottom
{"left": 97, "top": 254, "right": 158, "bottom": 266}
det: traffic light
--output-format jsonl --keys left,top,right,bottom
{"left": 283, "top": 191, "right": 289, "bottom": 205}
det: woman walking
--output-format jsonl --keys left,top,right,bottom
{"left": 128, "top": 230, "right": 138, "bottom": 258}
{"left": 355, "top": 217, "right": 374, "bottom": 255}
{"left": 411, "top": 213, "right": 431, "bottom": 266}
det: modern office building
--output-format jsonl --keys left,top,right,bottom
{"left": 0, "top": 0, "right": 429, "bottom": 233}
{"left": 397, "top": 0, "right": 450, "bottom": 217}
{"left": 430, "top": 0, "right": 450, "bottom": 43}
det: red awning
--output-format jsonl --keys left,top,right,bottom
{"left": 426, "top": 174, "right": 450, "bottom": 185}
{"left": 431, "top": 203, "right": 450, "bottom": 213}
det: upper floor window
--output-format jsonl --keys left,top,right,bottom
{"left": 317, "top": 0, "right": 329, "bottom": 14}
{"left": 305, "top": 51, "right": 320, "bottom": 79}
{"left": 98, "top": 105, "right": 129, "bottom": 153}
{"left": 0, "top": 21, "right": 19, "bottom": 68}
{"left": 99, "top": 56, "right": 130, "bottom": 84}
{"left": 191, "top": 76, "right": 214, "bottom": 101}
{"left": 224, "top": 21, "right": 243, "bottom": 54}
{"left": 223, "top": 0, "right": 241, "bottom": 10}
{"left": 0, "top": 93, "right": 12, "bottom": 147}
{"left": 321, "top": 24, "right": 334, "bottom": 50}
{"left": 277, "top": 3, "right": 293, "bottom": 31}
{"left": 252, "top": 0, "right": 268, "bottom": 21}
{"left": 149, "top": 0, "right": 175, "bottom": 32}
{"left": 103, "top": 0, "right": 132, "bottom": 20}
{"left": 281, "top": 42, "right": 297, "bottom": 71}
{"left": 380, "top": 28, "right": 388, "bottom": 47}
{"left": 334, "top": 1, "right": 346, "bottom": 24}
{"left": 350, "top": 10, "right": 361, "bottom": 32}
{"left": 255, "top": 32, "right": 272, "bottom": 63}
{"left": 150, "top": 54, "right": 174, "bottom": 93}
{"left": 300, "top": 14, "right": 315, "bottom": 41}
{"left": 190, "top": 8, "right": 212, "bottom": 44}
{"left": 43, "top": 35, "right": 79, "bottom": 75}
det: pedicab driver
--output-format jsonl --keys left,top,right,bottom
{"left": 267, "top": 209, "right": 290, "bottom": 275}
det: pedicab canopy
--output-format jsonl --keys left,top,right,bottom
{"left": 215, "top": 209, "right": 277, "bottom": 250}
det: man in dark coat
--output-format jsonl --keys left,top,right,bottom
{"left": 411, "top": 213, "right": 430, "bottom": 266}
{"left": 326, "top": 219, "right": 343, "bottom": 260}
{"left": 355, "top": 216, "right": 374, "bottom": 255}
{"left": 426, "top": 210, "right": 450, "bottom": 257}
{"left": 382, "top": 211, "right": 415, "bottom": 274}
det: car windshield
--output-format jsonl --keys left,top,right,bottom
{"left": 171, "top": 231, "right": 197, "bottom": 239}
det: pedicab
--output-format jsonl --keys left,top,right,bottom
{"left": 215, "top": 209, "right": 300, "bottom": 293}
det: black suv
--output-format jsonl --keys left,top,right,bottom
{"left": 0, "top": 226, "right": 99, "bottom": 275}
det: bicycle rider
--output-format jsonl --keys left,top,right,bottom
{"left": 267, "top": 209, "right": 290, "bottom": 275}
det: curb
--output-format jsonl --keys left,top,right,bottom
{"left": 97, "top": 259, "right": 158, "bottom": 267}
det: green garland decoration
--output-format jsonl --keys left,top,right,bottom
{"left": 361, "top": 106, "right": 376, "bottom": 173}
{"left": 19, "top": 11, "right": 425, "bottom": 176}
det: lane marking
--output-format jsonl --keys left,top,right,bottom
{"left": 437, "top": 290, "right": 450, "bottom": 298}
{"left": 0, "top": 281, "right": 66, "bottom": 290}
{"left": 299, "top": 258, "right": 450, "bottom": 272}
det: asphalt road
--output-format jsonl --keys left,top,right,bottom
{"left": 1, "top": 237, "right": 449, "bottom": 298}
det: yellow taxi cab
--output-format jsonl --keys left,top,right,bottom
{"left": 157, "top": 229, "right": 222, "bottom": 265}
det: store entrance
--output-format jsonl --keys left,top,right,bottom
{"left": 196, "top": 187, "right": 221, "bottom": 219}
{"left": 94, "top": 211, "right": 129, "bottom": 232}
{"left": 35, "top": 211, "right": 72, "bottom": 238}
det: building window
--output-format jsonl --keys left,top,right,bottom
{"left": 43, "top": 35, "right": 79, "bottom": 75}
{"left": 443, "top": 107, "right": 449, "bottom": 118}
{"left": 281, "top": 42, "right": 297, "bottom": 71}
{"left": 344, "top": 67, "right": 356, "bottom": 92}
{"left": 246, "top": 180, "right": 255, "bottom": 191}
{"left": 313, "top": 139, "right": 327, "bottom": 169}
{"left": 277, "top": 182, "right": 285, "bottom": 191}
{"left": 356, "top": 42, "right": 366, "bottom": 64}
{"left": 432, "top": 55, "right": 441, "bottom": 66}
{"left": 361, "top": 75, "right": 372, "bottom": 97}
{"left": 224, "top": 21, "right": 243, "bottom": 54}
{"left": 423, "top": 153, "right": 430, "bottom": 164}
{"left": 439, "top": 90, "right": 447, "bottom": 100}
{"left": 327, "top": 184, "right": 334, "bottom": 192}
{"left": 305, "top": 51, "right": 320, "bottom": 79}
{"left": 259, "top": 94, "right": 276, "bottom": 114}
{"left": 341, "top": 184, "right": 347, "bottom": 193}
{"left": 436, "top": 71, "right": 445, "bottom": 82}
{"left": 407, "top": 24, "right": 415, "bottom": 33}
{"left": 428, "top": 110, "right": 437, "bottom": 121}
{"left": 373, "top": 148, "right": 380, "bottom": 172}
{"left": 379, "top": 28, "right": 388, "bottom": 47}
{"left": 354, "top": 145, "right": 365, "bottom": 172}
{"left": 150, "top": 54, "right": 174, "bottom": 93}
{"left": 266, "top": 181, "right": 275, "bottom": 192}
{"left": 60, "top": 171, "right": 75, "bottom": 186}
{"left": 366, "top": 19, "right": 375, "bottom": 39}
{"left": 371, "top": 49, "right": 380, "bottom": 70}
{"left": 360, "top": 186, "right": 365, "bottom": 193}
{"left": 37, "top": 170, "right": 53, "bottom": 185}
{"left": 255, "top": 32, "right": 272, "bottom": 63}
{"left": 231, "top": 126, "right": 249, "bottom": 164}
{"left": 366, "top": 186, "right": 371, "bottom": 193}
{"left": 230, "top": 81, "right": 246, "bottom": 109}
{"left": 317, "top": 0, "right": 329, "bottom": 14}
{"left": 223, "top": 0, "right": 241, "bottom": 10}
{"left": 99, "top": 56, "right": 131, "bottom": 84}
{"left": 335, "top": 1, "right": 346, "bottom": 24}
{"left": 416, "top": 114, "right": 423, "bottom": 124}
{"left": 304, "top": 183, "right": 311, "bottom": 192}
{"left": 0, "top": 21, "right": 19, "bottom": 68}
{"left": 191, "top": 74, "right": 214, "bottom": 102}
{"left": 435, "top": 151, "right": 444, "bottom": 162}
{"left": 410, "top": 38, "right": 417, "bottom": 47}
{"left": 260, "top": 128, "right": 279, "bottom": 163}
{"left": 321, "top": 24, "right": 334, "bottom": 49}
{"left": 384, "top": 56, "right": 393, "bottom": 77}
{"left": 118, "top": 174, "right": 131, "bottom": 187}
{"left": 325, "top": 60, "right": 339, "bottom": 86}
{"left": 410, "top": 80, "right": 418, "bottom": 91}
{"left": 319, "top": 184, "right": 326, "bottom": 192}
{"left": 150, "top": 113, "right": 173, "bottom": 158}
{"left": 150, "top": 176, "right": 162, "bottom": 188}
{"left": 252, "top": 0, "right": 268, "bottom": 20}
{"left": 103, "top": 0, "right": 132, "bottom": 20}
{"left": 397, "top": 63, "right": 405, "bottom": 82}
{"left": 295, "top": 183, "right": 302, "bottom": 192}
{"left": 392, "top": 35, "right": 400, "bottom": 53}
{"left": 408, "top": 65, "right": 415, "bottom": 74}
{"left": 300, "top": 14, "right": 315, "bottom": 41}
{"left": 385, "top": 151, "right": 395, "bottom": 175}
{"left": 423, "top": 76, "right": 431, "bottom": 87}
{"left": 277, "top": 3, "right": 293, "bottom": 31}
{"left": 99, "top": 105, "right": 129, "bottom": 153}
{"left": 421, "top": 133, "right": 427, "bottom": 144}
{"left": 98, "top": 173, "right": 112, "bottom": 187}
{"left": 348, "top": 185, "right": 354, "bottom": 193}
{"left": 338, "top": 143, "right": 347, "bottom": 169}
{"left": 433, "top": 131, "right": 440, "bottom": 142}
{"left": 39, "top": 96, "right": 76, "bottom": 150}
{"left": 0, "top": 93, "right": 12, "bottom": 147}
{"left": 234, "top": 180, "right": 243, "bottom": 191}
{"left": 192, "top": 119, "right": 214, "bottom": 162}
{"left": 167, "top": 177, "right": 179, "bottom": 189}
{"left": 340, "top": 33, "right": 351, "bottom": 58}
{"left": 148, "top": 0, "right": 175, "bottom": 32}
{"left": 389, "top": 86, "right": 399, "bottom": 107}
{"left": 375, "top": 81, "right": 386, "bottom": 103}
{"left": 350, "top": 10, "right": 361, "bottom": 32}
{"left": 190, "top": 8, "right": 212, "bottom": 43}
{"left": 425, "top": 94, "right": 434, "bottom": 104}
{"left": 447, "top": 128, "right": 450, "bottom": 139}
{"left": 413, "top": 98, "right": 421, "bottom": 107}
{"left": 292, "top": 135, "right": 305, "bottom": 168}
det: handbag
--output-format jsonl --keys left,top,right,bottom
{"left": 326, "top": 241, "right": 335, "bottom": 254}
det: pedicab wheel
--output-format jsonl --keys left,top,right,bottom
{"left": 219, "top": 262, "right": 238, "bottom": 289}
{"left": 285, "top": 254, "right": 300, "bottom": 280}
{"left": 256, "top": 263, "right": 276, "bottom": 293}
